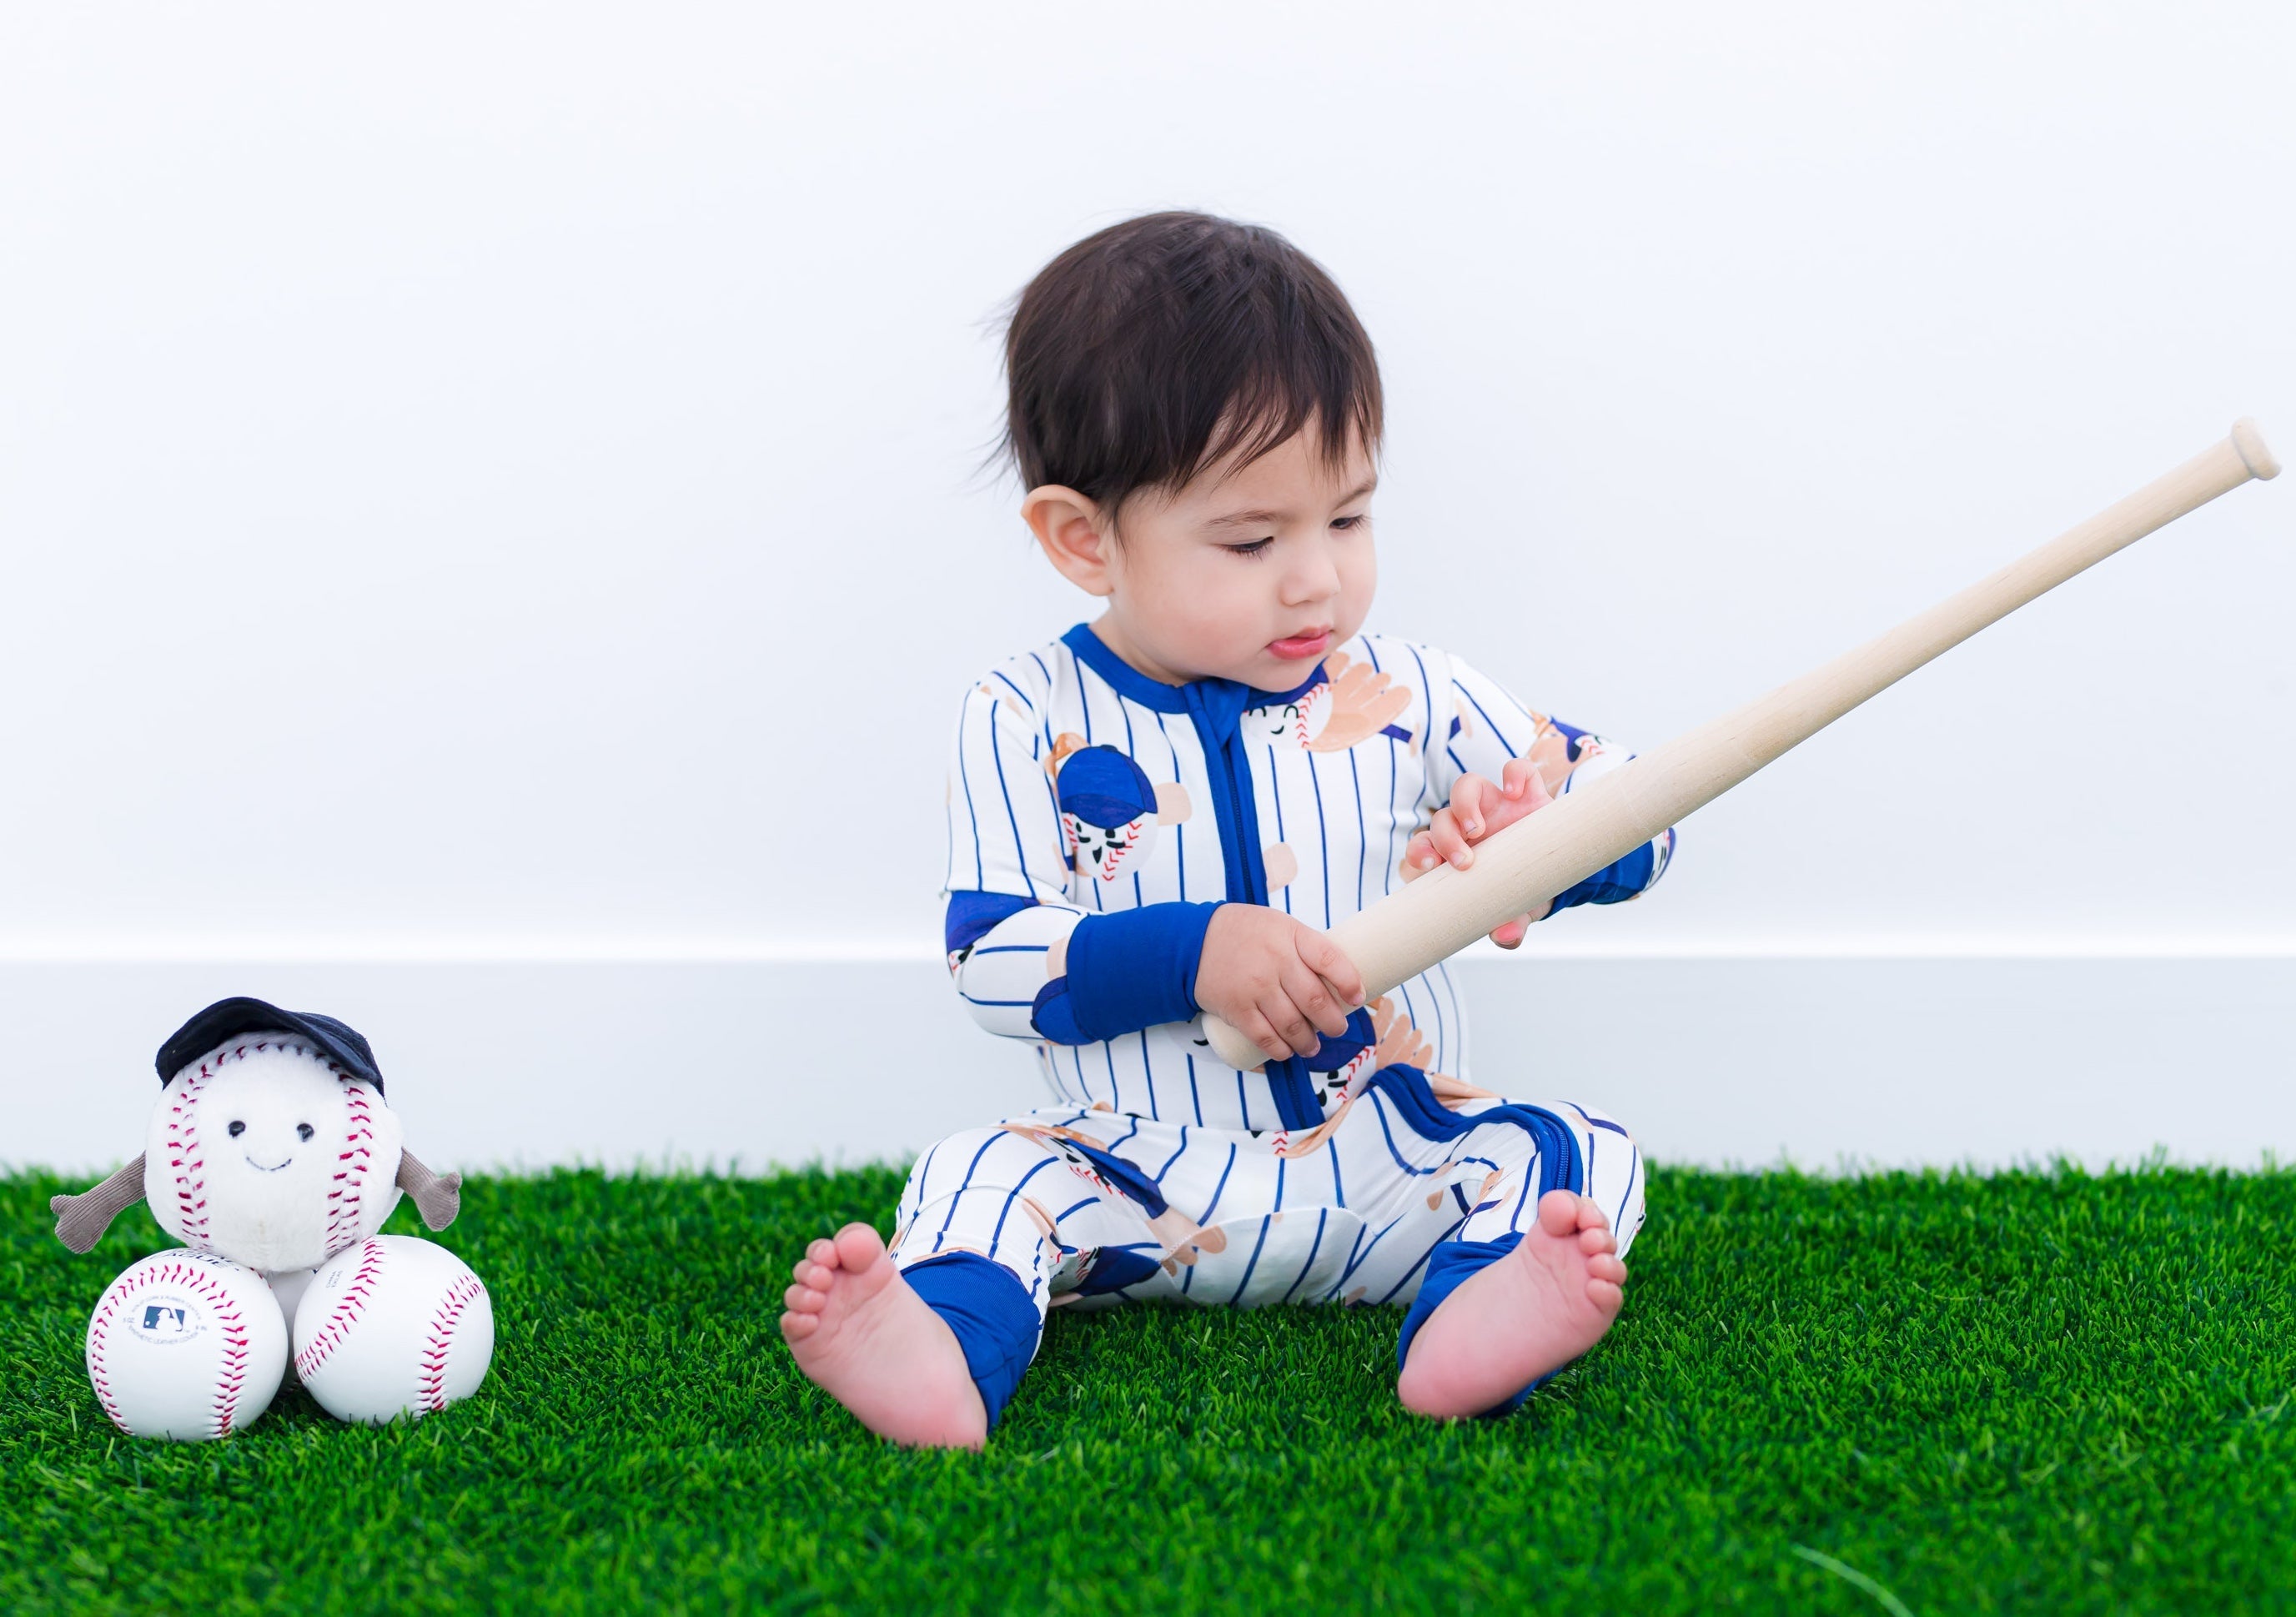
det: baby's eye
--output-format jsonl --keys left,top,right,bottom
{"left": 296, "top": 1123, "right": 314, "bottom": 1142}
{"left": 1224, "top": 538, "right": 1273, "bottom": 559}
{"left": 1331, "top": 514, "right": 1367, "bottom": 531}
{"left": 227, "top": 1120, "right": 246, "bottom": 1137}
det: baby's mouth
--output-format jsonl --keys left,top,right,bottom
{"left": 244, "top": 1153, "right": 294, "bottom": 1173}
{"left": 1269, "top": 627, "right": 1333, "bottom": 659}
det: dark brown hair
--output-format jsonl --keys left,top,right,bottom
{"left": 1002, "top": 212, "right": 1382, "bottom": 512}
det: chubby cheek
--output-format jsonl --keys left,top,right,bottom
{"left": 1143, "top": 557, "right": 1276, "bottom": 664}
{"left": 1333, "top": 542, "right": 1377, "bottom": 637}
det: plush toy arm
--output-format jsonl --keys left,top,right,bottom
{"left": 50, "top": 1153, "right": 148, "bottom": 1253}
{"left": 396, "top": 1149, "right": 463, "bottom": 1231}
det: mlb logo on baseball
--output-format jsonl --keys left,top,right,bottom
{"left": 133, "top": 1300, "right": 201, "bottom": 1343}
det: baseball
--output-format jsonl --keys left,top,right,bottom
{"left": 85, "top": 1248, "right": 289, "bottom": 1441}
{"left": 144, "top": 1033, "right": 405, "bottom": 1272}
{"left": 292, "top": 1235, "right": 494, "bottom": 1424}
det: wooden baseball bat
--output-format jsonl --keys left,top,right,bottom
{"left": 1203, "top": 420, "right": 2281, "bottom": 1072}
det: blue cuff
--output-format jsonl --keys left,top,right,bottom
{"left": 1550, "top": 836, "right": 1660, "bottom": 913}
{"left": 1395, "top": 1233, "right": 1551, "bottom": 1419}
{"left": 1029, "top": 901, "right": 1222, "bottom": 1045}
{"left": 902, "top": 1253, "right": 1042, "bottom": 1432}
{"left": 945, "top": 890, "right": 1035, "bottom": 955}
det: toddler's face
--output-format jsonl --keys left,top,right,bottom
{"left": 1084, "top": 429, "right": 1379, "bottom": 691}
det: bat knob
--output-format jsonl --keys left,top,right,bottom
{"left": 2232, "top": 418, "right": 2281, "bottom": 481}
{"left": 1202, "top": 1014, "right": 1269, "bottom": 1072}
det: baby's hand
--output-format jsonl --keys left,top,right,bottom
{"left": 1197, "top": 905, "right": 1367, "bottom": 1065}
{"left": 1402, "top": 757, "right": 1555, "bottom": 948}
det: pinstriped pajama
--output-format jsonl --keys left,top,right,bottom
{"left": 908, "top": 621, "right": 1671, "bottom": 1409}
{"left": 890, "top": 1079, "right": 1645, "bottom": 1323}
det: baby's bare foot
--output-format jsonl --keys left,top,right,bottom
{"left": 780, "top": 1223, "right": 987, "bottom": 1449}
{"left": 1397, "top": 1189, "right": 1626, "bottom": 1419}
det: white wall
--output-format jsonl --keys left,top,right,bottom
{"left": 9, "top": 957, "right": 2293, "bottom": 1177}
{"left": 2, "top": 3, "right": 2290, "bottom": 1171}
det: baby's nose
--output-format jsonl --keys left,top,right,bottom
{"left": 1279, "top": 550, "right": 1342, "bottom": 605}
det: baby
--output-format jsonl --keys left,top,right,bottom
{"left": 781, "top": 213, "right": 1673, "bottom": 1447}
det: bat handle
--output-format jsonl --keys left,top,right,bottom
{"left": 1203, "top": 1012, "right": 1274, "bottom": 1072}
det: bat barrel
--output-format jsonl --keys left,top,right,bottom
{"left": 2233, "top": 417, "right": 2282, "bottom": 480}
{"left": 1201, "top": 421, "right": 2278, "bottom": 1072}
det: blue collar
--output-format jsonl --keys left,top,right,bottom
{"left": 1060, "top": 623, "right": 1327, "bottom": 741}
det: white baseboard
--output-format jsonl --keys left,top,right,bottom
{"left": 5, "top": 954, "right": 2291, "bottom": 1178}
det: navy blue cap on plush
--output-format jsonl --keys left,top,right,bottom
{"left": 155, "top": 997, "right": 384, "bottom": 1097}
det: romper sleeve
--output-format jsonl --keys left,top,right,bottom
{"left": 942, "top": 676, "right": 1224, "bottom": 1042}
{"left": 1430, "top": 652, "right": 1676, "bottom": 915}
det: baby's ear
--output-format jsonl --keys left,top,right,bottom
{"left": 1154, "top": 782, "right": 1193, "bottom": 824}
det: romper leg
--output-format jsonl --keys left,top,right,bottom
{"left": 1404, "top": 1100, "right": 1640, "bottom": 1415}
{"left": 1319, "top": 1070, "right": 1641, "bottom": 1418}
{"left": 888, "top": 1119, "right": 1164, "bottom": 1426}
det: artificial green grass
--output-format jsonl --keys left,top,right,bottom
{"left": 4, "top": 1164, "right": 2294, "bottom": 1614}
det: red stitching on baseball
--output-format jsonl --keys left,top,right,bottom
{"left": 418, "top": 1273, "right": 485, "bottom": 1413}
{"left": 163, "top": 1064, "right": 213, "bottom": 1247}
{"left": 295, "top": 1238, "right": 387, "bottom": 1381}
{"left": 85, "top": 1286, "right": 130, "bottom": 1431}
{"left": 324, "top": 1082, "right": 379, "bottom": 1253}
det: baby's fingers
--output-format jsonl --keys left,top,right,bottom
{"left": 1449, "top": 774, "right": 1500, "bottom": 841}
{"left": 1260, "top": 981, "right": 1328, "bottom": 1057}
{"left": 1230, "top": 1007, "right": 1294, "bottom": 1066}
{"left": 1500, "top": 756, "right": 1554, "bottom": 807}
{"left": 1489, "top": 899, "right": 1551, "bottom": 949}
{"left": 1294, "top": 930, "right": 1366, "bottom": 1014}
{"left": 1277, "top": 961, "right": 1350, "bottom": 1046}
{"left": 1426, "top": 806, "right": 1475, "bottom": 870}
{"left": 1490, "top": 913, "right": 1536, "bottom": 949}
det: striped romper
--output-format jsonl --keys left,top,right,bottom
{"left": 891, "top": 620, "right": 1671, "bottom": 1424}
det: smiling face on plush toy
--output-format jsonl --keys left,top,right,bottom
{"left": 143, "top": 1036, "right": 404, "bottom": 1273}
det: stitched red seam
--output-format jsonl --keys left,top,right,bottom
{"left": 417, "top": 1274, "right": 484, "bottom": 1412}
{"left": 294, "top": 1239, "right": 387, "bottom": 1381}
{"left": 164, "top": 1067, "right": 212, "bottom": 1246}
{"left": 324, "top": 1083, "right": 379, "bottom": 1253}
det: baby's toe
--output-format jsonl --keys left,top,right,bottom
{"left": 779, "top": 1310, "right": 821, "bottom": 1343}
{"left": 1587, "top": 1253, "right": 1626, "bottom": 1286}
{"left": 785, "top": 1280, "right": 828, "bottom": 1313}
{"left": 832, "top": 1222, "right": 889, "bottom": 1270}
{"left": 1577, "top": 1226, "right": 1617, "bottom": 1256}
{"left": 1572, "top": 1194, "right": 1612, "bottom": 1233}
{"left": 1586, "top": 1275, "right": 1625, "bottom": 1310}
{"left": 1535, "top": 1189, "right": 1581, "bottom": 1237}
{"left": 807, "top": 1237, "right": 841, "bottom": 1268}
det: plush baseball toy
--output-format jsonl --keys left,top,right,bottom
{"left": 49, "top": 997, "right": 462, "bottom": 1262}
{"left": 54, "top": 998, "right": 491, "bottom": 1439}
